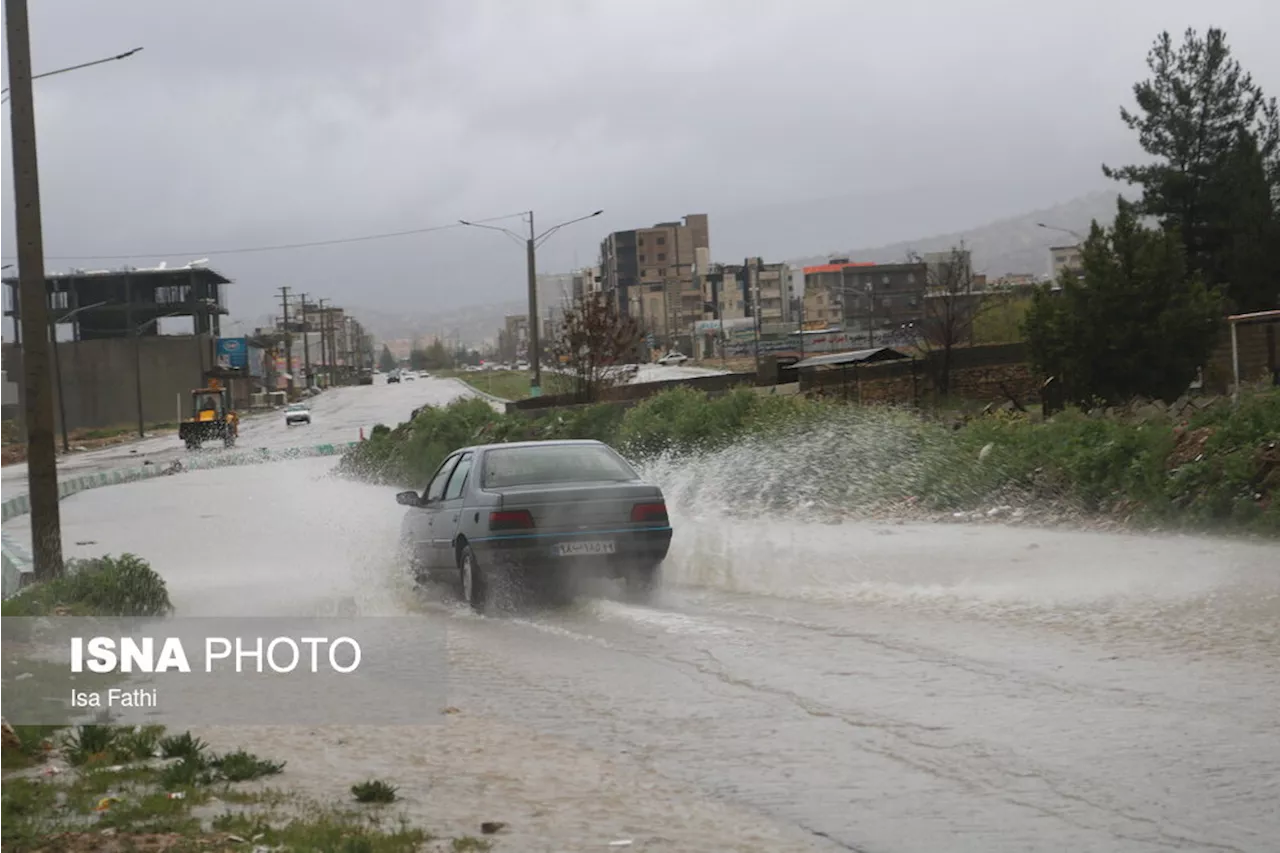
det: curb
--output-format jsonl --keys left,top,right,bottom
{"left": 1, "top": 441, "right": 358, "bottom": 598}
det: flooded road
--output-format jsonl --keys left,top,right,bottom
{"left": 0, "top": 374, "right": 493, "bottom": 498}
{"left": 11, "top": 454, "right": 1278, "bottom": 852}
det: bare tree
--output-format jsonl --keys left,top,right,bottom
{"left": 908, "top": 244, "right": 982, "bottom": 398}
{"left": 549, "top": 294, "right": 644, "bottom": 403}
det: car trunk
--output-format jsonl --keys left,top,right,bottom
{"left": 495, "top": 481, "right": 663, "bottom": 531}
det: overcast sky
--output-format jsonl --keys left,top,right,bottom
{"left": 3, "top": 0, "right": 1277, "bottom": 330}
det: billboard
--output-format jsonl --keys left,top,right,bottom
{"left": 215, "top": 337, "right": 249, "bottom": 370}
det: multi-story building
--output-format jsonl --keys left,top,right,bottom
{"left": 599, "top": 214, "right": 710, "bottom": 343}
{"left": 571, "top": 266, "right": 603, "bottom": 303}
{"left": 803, "top": 259, "right": 929, "bottom": 344}
{"left": 700, "top": 258, "right": 793, "bottom": 326}
{"left": 1050, "top": 244, "right": 1083, "bottom": 279}
{"left": 801, "top": 259, "right": 875, "bottom": 329}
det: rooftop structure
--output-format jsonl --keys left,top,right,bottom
{"left": 3, "top": 264, "right": 231, "bottom": 342}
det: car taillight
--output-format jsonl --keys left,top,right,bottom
{"left": 489, "top": 510, "right": 535, "bottom": 531}
{"left": 631, "top": 502, "right": 668, "bottom": 523}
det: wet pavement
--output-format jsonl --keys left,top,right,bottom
{"left": 0, "top": 375, "right": 495, "bottom": 499}
{"left": 7, "top": 453, "right": 1278, "bottom": 852}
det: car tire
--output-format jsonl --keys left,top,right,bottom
{"left": 459, "top": 544, "right": 490, "bottom": 613}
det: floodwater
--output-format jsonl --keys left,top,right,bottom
{"left": 12, "top": 441, "right": 1278, "bottom": 852}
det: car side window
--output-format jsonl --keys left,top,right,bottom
{"left": 424, "top": 456, "right": 461, "bottom": 503}
{"left": 443, "top": 454, "right": 474, "bottom": 501}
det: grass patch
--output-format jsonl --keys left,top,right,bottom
{"left": 211, "top": 749, "right": 286, "bottom": 782}
{"left": 351, "top": 779, "right": 399, "bottom": 804}
{"left": 452, "top": 836, "right": 494, "bottom": 852}
{"left": 454, "top": 369, "right": 534, "bottom": 401}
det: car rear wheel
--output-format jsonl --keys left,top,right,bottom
{"left": 459, "top": 544, "right": 489, "bottom": 613}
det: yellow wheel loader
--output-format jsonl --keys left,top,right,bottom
{"left": 179, "top": 379, "right": 240, "bottom": 450}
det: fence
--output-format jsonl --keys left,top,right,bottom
{"left": 1, "top": 441, "right": 358, "bottom": 598}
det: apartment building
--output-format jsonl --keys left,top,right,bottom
{"left": 700, "top": 258, "right": 793, "bottom": 325}
{"left": 571, "top": 266, "right": 603, "bottom": 303}
{"left": 599, "top": 214, "right": 710, "bottom": 341}
{"left": 1050, "top": 244, "right": 1083, "bottom": 279}
{"left": 801, "top": 259, "right": 875, "bottom": 329}
{"left": 803, "top": 259, "right": 929, "bottom": 343}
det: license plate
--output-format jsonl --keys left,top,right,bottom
{"left": 554, "top": 540, "right": 616, "bottom": 557}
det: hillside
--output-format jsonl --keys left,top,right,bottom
{"left": 786, "top": 189, "right": 1123, "bottom": 275}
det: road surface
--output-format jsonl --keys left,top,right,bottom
{"left": 0, "top": 375, "right": 493, "bottom": 499}
{"left": 5, "top": 448, "right": 1277, "bottom": 852}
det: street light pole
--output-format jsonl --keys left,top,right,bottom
{"left": 132, "top": 312, "right": 182, "bottom": 438}
{"left": 526, "top": 212, "right": 541, "bottom": 394}
{"left": 5, "top": 0, "right": 62, "bottom": 580}
{"left": 460, "top": 209, "right": 602, "bottom": 398}
{"left": 50, "top": 299, "right": 108, "bottom": 452}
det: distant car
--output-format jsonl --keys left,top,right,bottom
{"left": 397, "top": 440, "right": 672, "bottom": 612}
{"left": 284, "top": 402, "right": 311, "bottom": 426}
{"left": 404, "top": 372, "right": 415, "bottom": 381}
{"left": 387, "top": 371, "right": 401, "bottom": 384}
{"left": 419, "top": 371, "right": 431, "bottom": 379}
{"left": 656, "top": 351, "right": 688, "bottom": 366}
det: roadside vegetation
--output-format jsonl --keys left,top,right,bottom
{"left": 446, "top": 369, "right": 534, "bottom": 402}
{"left": 2, "top": 722, "right": 435, "bottom": 853}
{"left": 0, "top": 552, "right": 485, "bottom": 851}
{"left": 339, "top": 385, "right": 1280, "bottom": 537}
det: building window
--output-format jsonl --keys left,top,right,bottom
{"left": 638, "top": 237, "right": 645, "bottom": 247}
{"left": 657, "top": 236, "right": 666, "bottom": 245}
{"left": 639, "top": 255, "right": 646, "bottom": 263}
{"left": 657, "top": 253, "right": 666, "bottom": 261}
{"left": 906, "top": 273, "right": 915, "bottom": 284}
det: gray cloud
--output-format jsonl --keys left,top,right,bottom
{"left": 4, "top": 0, "right": 1277, "bottom": 331}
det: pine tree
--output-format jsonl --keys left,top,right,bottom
{"left": 378, "top": 345, "right": 396, "bottom": 372}
{"left": 1024, "top": 199, "right": 1223, "bottom": 405}
{"left": 1103, "top": 27, "right": 1280, "bottom": 311}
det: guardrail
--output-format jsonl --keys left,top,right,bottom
{"left": 1, "top": 441, "right": 359, "bottom": 597}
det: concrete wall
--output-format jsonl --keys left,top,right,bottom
{"left": 3, "top": 334, "right": 212, "bottom": 436}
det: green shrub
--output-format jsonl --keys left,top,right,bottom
{"left": 351, "top": 779, "right": 399, "bottom": 803}
{"left": 336, "top": 384, "right": 1280, "bottom": 536}
{"left": 1, "top": 553, "right": 172, "bottom": 618}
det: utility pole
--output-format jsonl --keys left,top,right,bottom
{"left": 317, "top": 299, "right": 329, "bottom": 387}
{"left": 459, "top": 209, "right": 601, "bottom": 396}
{"left": 297, "top": 293, "right": 311, "bottom": 390}
{"left": 6, "top": 0, "right": 63, "bottom": 579}
{"left": 525, "top": 212, "right": 541, "bottom": 394}
{"left": 278, "top": 286, "right": 293, "bottom": 396}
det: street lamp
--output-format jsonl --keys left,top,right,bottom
{"left": 4, "top": 1, "right": 145, "bottom": 579}
{"left": 49, "top": 299, "right": 108, "bottom": 452}
{"left": 1036, "top": 222, "right": 1085, "bottom": 244}
{"left": 132, "top": 311, "right": 184, "bottom": 438}
{"left": 460, "top": 209, "right": 603, "bottom": 397}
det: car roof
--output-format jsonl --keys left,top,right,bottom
{"left": 454, "top": 439, "right": 608, "bottom": 455}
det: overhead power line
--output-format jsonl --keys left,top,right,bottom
{"left": 1, "top": 211, "right": 529, "bottom": 262}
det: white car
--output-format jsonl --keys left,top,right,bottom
{"left": 656, "top": 351, "right": 689, "bottom": 365}
{"left": 284, "top": 403, "right": 311, "bottom": 426}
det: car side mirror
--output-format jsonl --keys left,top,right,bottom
{"left": 396, "top": 491, "right": 422, "bottom": 507}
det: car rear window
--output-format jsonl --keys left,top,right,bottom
{"left": 481, "top": 445, "right": 638, "bottom": 488}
